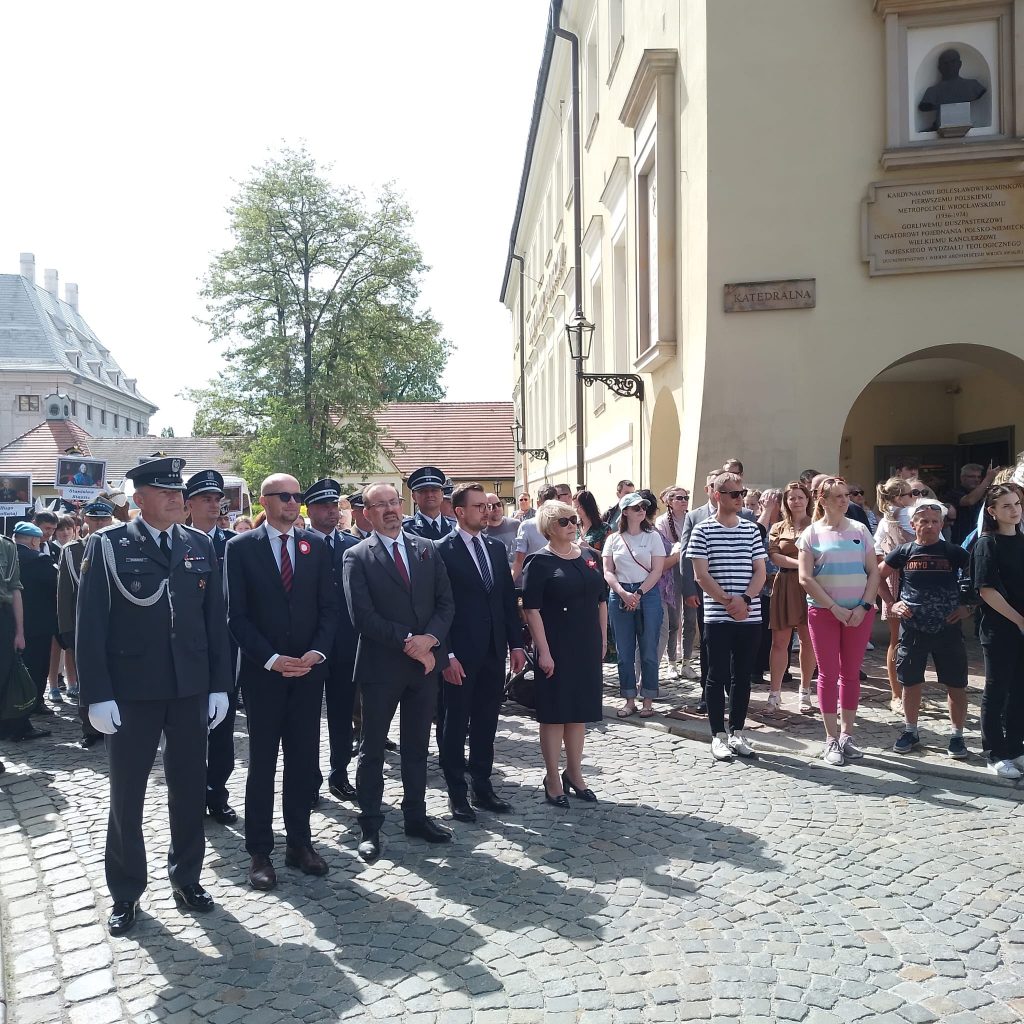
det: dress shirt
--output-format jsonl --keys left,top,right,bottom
{"left": 263, "top": 521, "right": 325, "bottom": 671}
{"left": 307, "top": 526, "right": 337, "bottom": 549}
{"left": 137, "top": 516, "right": 171, "bottom": 547}
{"left": 373, "top": 530, "right": 439, "bottom": 649}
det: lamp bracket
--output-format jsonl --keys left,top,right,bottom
{"left": 578, "top": 373, "right": 645, "bottom": 402}
{"left": 516, "top": 446, "right": 550, "bottom": 462}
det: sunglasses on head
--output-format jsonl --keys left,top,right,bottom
{"left": 555, "top": 515, "right": 579, "bottom": 527}
{"left": 718, "top": 489, "right": 748, "bottom": 500}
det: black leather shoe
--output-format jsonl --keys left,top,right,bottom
{"left": 206, "top": 803, "right": 238, "bottom": 825}
{"left": 471, "top": 791, "right": 512, "bottom": 814}
{"left": 448, "top": 797, "right": 476, "bottom": 822}
{"left": 13, "top": 725, "right": 51, "bottom": 741}
{"left": 328, "top": 775, "right": 357, "bottom": 802}
{"left": 542, "top": 777, "right": 570, "bottom": 809}
{"left": 172, "top": 883, "right": 215, "bottom": 913}
{"left": 384, "top": 738, "right": 399, "bottom": 752}
{"left": 248, "top": 854, "right": 276, "bottom": 891}
{"left": 404, "top": 817, "right": 453, "bottom": 843}
{"left": 32, "top": 704, "right": 55, "bottom": 716}
{"left": 285, "top": 845, "right": 329, "bottom": 876}
{"left": 108, "top": 900, "right": 139, "bottom": 936}
{"left": 310, "top": 791, "right": 321, "bottom": 808}
{"left": 357, "top": 832, "right": 381, "bottom": 862}
{"left": 562, "top": 771, "right": 597, "bottom": 803}
{"left": 81, "top": 734, "right": 103, "bottom": 749}
{"left": 696, "top": 700, "right": 708, "bottom": 715}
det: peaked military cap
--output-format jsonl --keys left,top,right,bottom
{"left": 304, "top": 478, "right": 342, "bottom": 506}
{"left": 185, "top": 469, "right": 225, "bottom": 500}
{"left": 347, "top": 491, "right": 365, "bottom": 510}
{"left": 408, "top": 466, "right": 446, "bottom": 491}
{"left": 84, "top": 499, "right": 115, "bottom": 518}
{"left": 126, "top": 456, "right": 186, "bottom": 491}
{"left": 442, "top": 476, "right": 454, "bottom": 499}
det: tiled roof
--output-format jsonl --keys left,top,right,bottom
{"left": 0, "top": 418, "right": 96, "bottom": 484}
{"left": 376, "top": 402, "right": 516, "bottom": 480}
{"left": 86, "top": 436, "right": 241, "bottom": 482}
{"left": 0, "top": 273, "right": 156, "bottom": 410}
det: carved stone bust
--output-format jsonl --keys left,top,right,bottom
{"left": 918, "top": 49, "right": 987, "bottom": 131}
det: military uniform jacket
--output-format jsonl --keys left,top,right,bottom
{"left": 75, "top": 520, "right": 232, "bottom": 705}
{"left": 311, "top": 529, "right": 360, "bottom": 666}
{"left": 401, "top": 511, "right": 457, "bottom": 540}
{"left": 57, "top": 538, "right": 85, "bottom": 638}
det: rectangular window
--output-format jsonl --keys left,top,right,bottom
{"left": 86, "top": 405, "right": 93, "bottom": 421}
{"left": 17, "top": 395, "right": 39, "bottom": 412}
{"left": 101, "top": 410, "right": 107, "bottom": 425}
{"left": 612, "top": 231, "right": 629, "bottom": 372}
{"left": 137, "top": 422, "right": 143, "bottom": 435}
{"left": 70, "top": 400, "right": 77, "bottom": 416}
{"left": 114, "top": 413, "right": 119, "bottom": 429}
{"left": 590, "top": 271, "right": 604, "bottom": 411}
{"left": 125, "top": 418, "right": 131, "bottom": 433}
{"left": 608, "top": 0, "right": 624, "bottom": 82}
{"left": 585, "top": 24, "right": 600, "bottom": 144}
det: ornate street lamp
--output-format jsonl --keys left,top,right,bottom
{"left": 565, "top": 313, "right": 645, "bottom": 401}
{"left": 510, "top": 419, "right": 549, "bottom": 462}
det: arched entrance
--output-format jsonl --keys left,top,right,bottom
{"left": 839, "top": 343, "right": 1024, "bottom": 497}
{"left": 648, "top": 386, "right": 681, "bottom": 494}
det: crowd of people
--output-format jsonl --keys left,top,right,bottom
{"left": 0, "top": 449, "right": 1019, "bottom": 939}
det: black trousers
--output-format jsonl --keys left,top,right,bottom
{"left": 205, "top": 685, "right": 238, "bottom": 807}
{"left": 0, "top": 606, "right": 30, "bottom": 739}
{"left": 981, "top": 631, "right": 1024, "bottom": 762}
{"left": 323, "top": 657, "right": 357, "bottom": 785}
{"left": 242, "top": 673, "right": 322, "bottom": 855}
{"left": 356, "top": 670, "right": 437, "bottom": 834}
{"left": 753, "top": 593, "right": 772, "bottom": 679}
{"left": 704, "top": 621, "right": 759, "bottom": 736}
{"left": 104, "top": 695, "right": 208, "bottom": 902}
{"left": 22, "top": 632, "right": 51, "bottom": 709}
{"left": 440, "top": 652, "right": 505, "bottom": 800}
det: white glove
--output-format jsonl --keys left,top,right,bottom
{"left": 88, "top": 700, "right": 121, "bottom": 735}
{"left": 208, "top": 692, "right": 229, "bottom": 732}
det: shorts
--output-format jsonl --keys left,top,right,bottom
{"left": 895, "top": 624, "right": 968, "bottom": 688}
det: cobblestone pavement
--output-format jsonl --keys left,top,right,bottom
{"left": 1, "top": 666, "right": 1023, "bottom": 1023}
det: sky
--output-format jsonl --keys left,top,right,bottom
{"left": 0, "top": 1, "right": 550, "bottom": 434}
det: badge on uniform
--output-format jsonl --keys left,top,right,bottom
{"left": 198, "top": 577, "right": 206, "bottom": 590}
{"left": 184, "top": 560, "right": 192, "bottom": 570}
{"left": 81, "top": 557, "right": 89, "bottom": 574}
{"left": 130, "top": 580, "right": 142, "bottom": 593}
{"left": 298, "top": 540, "right": 311, "bottom": 555}
{"left": 119, "top": 537, "right": 130, "bottom": 547}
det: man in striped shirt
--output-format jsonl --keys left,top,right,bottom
{"left": 687, "top": 472, "right": 767, "bottom": 761}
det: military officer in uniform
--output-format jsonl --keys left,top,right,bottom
{"left": 347, "top": 491, "right": 372, "bottom": 540}
{"left": 304, "top": 478, "right": 361, "bottom": 802}
{"left": 440, "top": 478, "right": 455, "bottom": 520}
{"left": 402, "top": 466, "right": 457, "bottom": 540}
{"left": 76, "top": 456, "right": 232, "bottom": 936}
{"left": 57, "top": 498, "right": 113, "bottom": 747}
{"left": 184, "top": 469, "right": 239, "bottom": 824}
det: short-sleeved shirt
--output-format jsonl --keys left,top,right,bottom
{"left": 686, "top": 517, "right": 765, "bottom": 623}
{"left": 885, "top": 540, "right": 969, "bottom": 634}
{"left": 604, "top": 529, "right": 665, "bottom": 585}
{"left": 514, "top": 518, "right": 546, "bottom": 557}
{"left": 483, "top": 517, "right": 520, "bottom": 566}
{"left": 972, "top": 532, "right": 1024, "bottom": 643}
{"left": 797, "top": 519, "right": 874, "bottom": 609}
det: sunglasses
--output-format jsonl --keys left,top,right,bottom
{"left": 909, "top": 489, "right": 926, "bottom": 497}
{"left": 671, "top": 494, "right": 689, "bottom": 501}
{"left": 262, "top": 491, "right": 303, "bottom": 504}
{"left": 556, "top": 515, "right": 579, "bottom": 527}
{"left": 718, "top": 489, "right": 748, "bottom": 500}
{"left": 849, "top": 490, "right": 864, "bottom": 497}
{"left": 485, "top": 502, "right": 503, "bottom": 510}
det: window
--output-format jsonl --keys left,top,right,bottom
{"left": 101, "top": 410, "right": 107, "bottom": 425}
{"left": 86, "top": 405, "right": 93, "bottom": 421}
{"left": 70, "top": 400, "right": 76, "bottom": 416}
{"left": 590, "top": 271, "right": 605, "bottom": 412}
{"left": 608, "top": 0, "right": 624, "bottom": 83}
{"left": 125, "top": 418, "right": 131, "bottom": 433}
{"left": 585, "top": 23, "right": 600, "bottom": 146}
{"left": 136, "top": 422, "right": 143, "bottom": 435}
{"left": 114, "top": 413, "right": 119, "bottom": 429}
{"left": 17, "top": 395, "right": 39, "bottom": 412}
{"left": 612, "top": 232, "right": 629, "bottom": 373}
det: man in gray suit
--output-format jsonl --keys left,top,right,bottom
{"left": 680, "top": 469, "right": 759, "bottom": 712}
{"left": 343, "top": 482, "right": 455, "bottom": 861}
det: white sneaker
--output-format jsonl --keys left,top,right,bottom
{"left": 711, "top": 733, "right": 734, "bottom": 761}
{"left": 839, "top": 734, "right": 865, "bottom": 760}
{"left": 823, "top": 738, "right": 845, "bottom": 766}
{"left": 678, "top": 663, "right": 699, "bottom": 681}
{"left": 1013, "top": 754, "right": 1024, "bottom": 772}
{"left": 866, "top": 641, "right": 875, "bottom": 651}
{"left": 728, "top": 732, "right": 754, "bottom": 758}
{"left": 989, "top": 759, "right": 1023, "bottom": 779}
{"left": 765, "top": 691, "right": 782, "bottom": 712}
{"left": 798, "top": 690, "right": 813, "bottom": 713}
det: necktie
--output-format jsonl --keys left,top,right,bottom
{"left": 158, "top": 531, "right": 171, "bottom": 560}
{"left": 280, "top": 535, "right": 293, "bottom": 594}
{"left": 391, "top": 540, "right": 411, "bottom": 589}
{"left": 325, "top": 533, "right": 334, "bottom": 553}
{"left": 428, "top": 518, "right": 441, "bottom": 540}
{"left": 472, "top": 535, "right": 493, "bottom": 592}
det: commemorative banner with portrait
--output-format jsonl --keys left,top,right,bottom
{"left": 55, "top": 457, "right": 107, "bottom": 502}
{"left": 0, "top": 473, "right": 32, "bottom": 517}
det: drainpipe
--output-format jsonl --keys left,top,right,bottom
{"left": 510, "top": 252, "right": 528, "bottom": 497}
{"left": 553, "top": 11, "right": 586, "bottom": 491}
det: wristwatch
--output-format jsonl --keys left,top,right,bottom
{"left": 859, "top": 601, "right": 872, "bottom": 611}
{"left": 741, "top": 594, "right": 752, "bottom": 606}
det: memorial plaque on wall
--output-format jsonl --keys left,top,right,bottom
{"left": 862, "top": 176, "right": 1024, "bottom": 275}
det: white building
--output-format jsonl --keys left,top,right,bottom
{"left": 0, "top": 253, "right": 156, "bottom": 448}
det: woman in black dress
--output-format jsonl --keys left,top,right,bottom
{"left": 522, "top": 501, "right": 608, "bottom": 807}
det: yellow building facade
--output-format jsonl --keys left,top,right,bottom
{"left": 502, "top": 0, "right": 1024, "bottom": 503}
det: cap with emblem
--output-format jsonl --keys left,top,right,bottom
{"left": 185, "top": 469, "right": 225, "bottom": 500}
{"left": 126, "top": 456, "right": 187, "bottom": 491}
{"left": 13, "top": 521, "right": 43, "bottom": 538}
{"left": 84, "top": 500, "right": 115, "bottom": 518}
{"left": 304, "top": 478, "right": 342, "bottom": 506}
{"left": 442, "top": 476, "right": 454, "bottom": 499}
{"left": 347, "top": 491, "right": 365, "bottom": 510}
{"left": 408, "top": 466, "right": 446, "bottom": 492}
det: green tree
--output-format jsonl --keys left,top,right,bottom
{"left": 185, "top": 146, "right": 451, "bottom": 485}
{"left": 159, "top": 426, "right": 175, "bottom": 438}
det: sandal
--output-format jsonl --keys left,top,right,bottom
{"left": 617, "top": 706, "right": 638, "bottom": 718}
{"left": 639, "top": 707, "right": 656, "bottom": 718}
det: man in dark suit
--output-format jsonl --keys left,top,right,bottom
{"left": 343, "top": 482, "right": 455, "bottom": 861}
{"left": 436, "top": 483, "right": 525, "bottom": 822}
{"left": 185, "top": 469, "right": 239, "bottom": 824}
{"left": 12, "top": 522, "right": 58, "bottom": 716}
{"left": 303, "top": 478, "right": 360, "bottom": 803}
{"left": 224, "top": 473, "right": 338, "bottom": 891}
{"left": 76, "top": 456, "right": 232, "bottom": 936}
{"left": 402, "top": 466, "right": 457, "bottom": 540}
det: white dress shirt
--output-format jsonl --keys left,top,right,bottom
{"left": 457, "top": 527, "right": 490, "bottom": 583}
{"left": 262, "top": 521, "right": 324, "bottom": 671}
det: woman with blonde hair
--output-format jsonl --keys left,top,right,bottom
{"left": 874, "top": 477, "right": 915, "bottom": 712}
{"left": 767, "top": 482, "right": 816, "bottom": 712}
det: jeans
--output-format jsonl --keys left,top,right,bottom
{"left": 657, "top": 594, "right": 682, "bottom": 664}
{"left": 806, "top": 605, "right": 875, "bottom": 715}
{"left": 704, "top": 620, "right": 759, "bottom": 735}
{"left": 682, "top": 601, "right": 697, "bottom": 660}
{"left": 609, "top": 585, "right": 664, "bottom": 698}
{"left": 980, "top": 629, "right": 1024, "bottom": 762}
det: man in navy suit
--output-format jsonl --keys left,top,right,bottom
{"left": 436, "top": 483, "right": 525, "bottom": 822}
{"left": 303, "top": 478, "right": 360, "bottom": 803}
{"left": 185, "top": 469, "right": 239, "bottom": 824}
{"left": 224, "top": 473, "right": 338, "bottom": 891}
